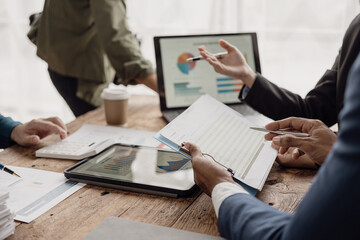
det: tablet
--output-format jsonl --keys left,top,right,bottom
{"left": 64, "top": 144, "right": 197, "bottom": 198}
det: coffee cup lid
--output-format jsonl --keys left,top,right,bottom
{"left": 101, "top": 88, "right": 129, "bottom": 100}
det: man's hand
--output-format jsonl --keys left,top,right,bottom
{"left": 198, "top": 39, "right": 257, "bottom": 87}
{"left": 135, "top": 73, "right": 158, "bottom": 93}
{"left": 10, "top": 117, "right": 67, "bottom": 147}
{"left": 264, "top": 117, "right": 337, "bottom": 166}
{"left": 185, "top": 142, "right": 238, "bottom": 196}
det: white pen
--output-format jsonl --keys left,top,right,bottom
{"left": 186, "top": 51, "right": 228, "bottom": 62}
{"left": 250, "top": 127, "right": 310, "bottom": 137}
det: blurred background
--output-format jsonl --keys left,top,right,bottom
{"left": 0, "top": 0, "right": 359, "bottom": 124}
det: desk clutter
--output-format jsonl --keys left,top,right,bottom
{"left": 7, "top": 95, "right": 278, "bottom": 238}
{"left": 0, "top": 191, "right": 15, "bottom": 239}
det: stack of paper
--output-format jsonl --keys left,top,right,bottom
{"left": 0, "top": 191, "right": 15, "bottom": 239}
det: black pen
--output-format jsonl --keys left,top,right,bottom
{"left": 0, "top": 163, "right": 21, "bottom": 178}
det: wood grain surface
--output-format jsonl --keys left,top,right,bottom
{"left": 2, "top": 95, "right": 316, "bottom": 239}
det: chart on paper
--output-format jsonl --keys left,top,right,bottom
{"left": 160, "top": 94, "right": 277, "bottom": 189}
{"left": 0, "top": 166, "right": 85, "bottom": 223}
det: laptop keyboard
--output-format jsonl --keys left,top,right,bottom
{"left": 163, "top": 110, "right": 185, "bottom": 122}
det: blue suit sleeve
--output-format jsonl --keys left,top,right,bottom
{"left": 0, "top": 115, "right": 21, "bottom": 148}
{"left": 218, "top": 53, "right": 360, "bottom": 240}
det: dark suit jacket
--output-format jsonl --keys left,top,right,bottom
{"left": 240, "top": 14, "right": 360, "bottom": 127}
{"left": 0, "top": 115, "right": 21, "bottom": 148}
{"left": 218, "top": 52, "right": 360, "bottom": 239}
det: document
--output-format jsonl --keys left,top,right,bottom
{"left": 0, "top": 191, "right": 14, "bottom": 239}
{"left": 155, "top": 94, "right": 277, "bottom": 190}
{"left": 0, "top": 166, "right": 85, "bottom": 223}
{"left": 63, "top": 124, "right": 168, "bottom": 149}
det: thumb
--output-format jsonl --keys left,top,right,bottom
{"left": 184, "top": 142, "right": 202, "bottom": 159}
{"left": 21, "top": 135, "right": 40, "bottom": 146}
{"left": 219, "top": 39, "right": 235, "bottom": 52}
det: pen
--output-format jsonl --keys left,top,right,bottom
{"left": 186, "top": 51, "right": 228, "bottom": 62}
{"left": 250, "top": 127, "right": 310, "bottom": 137}
{"left": 0, "top": 164, "right": 21, "bottom": 178}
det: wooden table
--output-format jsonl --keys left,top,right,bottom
{"left": 3, "top": 95, "right": 317, "bottom": 239}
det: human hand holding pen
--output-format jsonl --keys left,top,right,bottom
{"left": 264, "top": 117, "right": 337, "bottom": 166}
{"left": 198, "top": 39, "right": 257, "bottom": 88}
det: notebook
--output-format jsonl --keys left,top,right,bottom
{"left": 154, "top": 33, "right": 261, "bottom": 122}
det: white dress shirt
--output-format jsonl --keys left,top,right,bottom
{"left": 211, "top": 182, "right": 249, "bottom": 217}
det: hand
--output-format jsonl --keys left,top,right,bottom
{"left": 185, "top": 142, "right": 239, "bottom": 196}
{"left": 135, "top": 73, "right": 158, "bottom": 93}
{"left": 275, "top": 147, "right": 320, "bottom": 169}
{"left": 264, "top": 117, "right": 337, "bottom": 166}
{"left": 198, "top": 39, "right": 257, "bottom": 87}
{"left": 10, "top": 117, "right": 67, "bottom": 147}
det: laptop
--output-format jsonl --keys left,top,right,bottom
{"left": 154, "top": 33, "right": 261, "bottom": 122}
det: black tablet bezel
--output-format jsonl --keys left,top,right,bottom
{"left": 154, "top": 32, "right": 261, "bottom": 112}
{"left": 64, "top": 144, "right": 198, "bottom": 198}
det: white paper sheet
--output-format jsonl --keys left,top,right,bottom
{"left": 67, "top": 124, "right": 169, "bottom": 149}
{"left": 0, "top": 166, "right": 85, "bottom": 223}
{"left": 159, "top": 94, "right": 277, "bottom": 190}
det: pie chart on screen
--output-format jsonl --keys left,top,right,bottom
{"left": 177, "top": 52, "right": 196, "bottom": 75}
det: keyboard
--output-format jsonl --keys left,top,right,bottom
{"left": 35, "top": 138, "right": 115, "bottom": 160}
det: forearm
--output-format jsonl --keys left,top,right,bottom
{"left": 0, "top": 115, "right": 21, "bottom": 148}
{"left": 241, "top": 73, "right": 338, "bottom": 126}
{"left": 218, "top": 193, "right": 291, "bottom": 240}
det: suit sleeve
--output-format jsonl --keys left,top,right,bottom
{"left": 219, "top": 53, "right": 360, "bottom": 240}
{"left": 0, "top": 115, "right": 21, "bottom": 148}
{"left": 89, "top": 0, "right": 154, "bottom": 85}
{"left": 241, "top": 56, "right": 339, "bottom": 126}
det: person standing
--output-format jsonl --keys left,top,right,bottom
{"left": 29, "top": 0, "right": 157, "bottom": 117}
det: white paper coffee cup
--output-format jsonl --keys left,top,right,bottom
{"left": 101, "top": 88, "right": 129, "bottom": 125}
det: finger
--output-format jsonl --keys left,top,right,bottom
{"left": 271, "top": 141, "right": 280, "bottom": 151}
{"left": 21, "top": 135, "right": 40, "bottom": 147}
{"left": 264, "top": 132, "right": 278, "bottom": 141}
{"left": 219, "top": 39, "right": 236, "bottom": 52}
{"left": 32, "top": 120, "right": 67, "bottom": 139}
{"left": 279, "top": 146, "right": 289, "bottom": 155}
{"left": 266, "top": 117, "right": 319, "bottom": 133}
{"left": 184, "top": 142, "right": 202, "bottom": 158}
{"left": 272, "top": 135, "right": 307, "bottom": 150}
{"left": 292, "top": 148, "right": 301, "bottom": 160}
{"left": 43, "top": 117, "right": 67, "bottom": 132}
{"left": 198, "top": 45, "right": 207, "bottom": 51}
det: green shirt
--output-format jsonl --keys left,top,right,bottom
{"left": 33, "top": 0, "right": 154, "bottom": 106}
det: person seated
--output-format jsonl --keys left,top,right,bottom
{"left": 184, "top": 52, "right": 360, "bottom": 239}
{"left": 0, "top": 115, "right": 67, "bottom": 149}
{"left": 197, "top": 13, "right": 360, "bottom": 168}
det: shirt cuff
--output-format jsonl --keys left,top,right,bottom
{"left": 241, "top": 85, "right": 251, "bottom": 99}
{"left": 211, "top": 182, "right": 249, "bottom": 217}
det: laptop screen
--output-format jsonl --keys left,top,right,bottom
{"left": 154, "top": 33, "right": 261, "bottom": 110}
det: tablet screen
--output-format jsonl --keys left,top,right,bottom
{"left": 156, "top": 33, "right": 260, "bottom": 108}
{"left": 67, "top": 145, "right": 194, "bottom": 191}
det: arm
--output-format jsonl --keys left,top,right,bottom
{"left": 0, "top": 115, "right": 21, "bottom": 148}
{"left": 199, "top": 40, "right": 339, "bottom": 126}
{"left": 0, "top": 115, "right": 67, "bottom": 148}
{"left": 89, "top": 0, "right": 157, "bottom": 91}
{"left": 190, "top": 53, "right": 360, "bottom": 240}
{"left": 243, "top": 65, "right": 338, "bottom": 126}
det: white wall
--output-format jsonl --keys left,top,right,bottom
{"left": 0, "top": 0, "right": 359, "bottom": 124}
